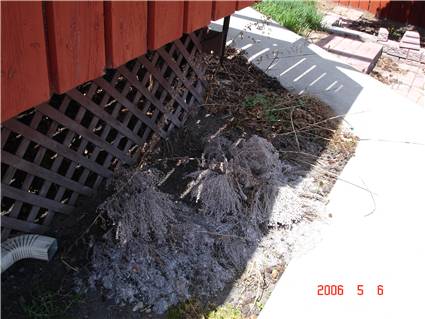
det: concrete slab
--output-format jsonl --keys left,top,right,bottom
{"left": 220, "top": 7, "right": 425, "bottom": 318}
{"left": 259, "top": 141, "right": 425, "bottom": 319}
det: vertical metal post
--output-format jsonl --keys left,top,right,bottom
{"left": 220, "top": 16, "right": 231, "bottom": 62}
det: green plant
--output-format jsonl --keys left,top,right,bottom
{"left": 207, "top": 304, "right": 242, "bottom": 319}
{"left": 264, "top": 107, "right": 278, "bottom": 122}
{"left": 166, "top": 299, "right": 204, "bottom": 319}
{"left": 255, "top": 0, "right": 323, "bottom": 35}
{"left": 387, "top": 25, "right": 403, "bottom": 39}
{"left": 166, "top": 300, "right": 242, "bottom": 319}
{"left": 255, "top": 300, "right": 265, "bottom": 311}
{"left": 243, "top": 93, "right": 269, "bottom": 109}
{"left": 21, "top": 289, "right": 82, "bottom": 319}
{"left": 243, "top": 94, "right": 280, "bottom": 122}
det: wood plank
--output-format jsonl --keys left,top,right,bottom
{"left": 158, "top": 47, "right": 203, "bottom": 102}
{"left": 2, "top": 184, "right": 74, "bottom": 214}
{"left": 419, "top": 2, "right": 425, "bottom": 28}
{"left": 388, "top": 0, "right": 404, "bottom": 22}
{"left": 368, "top": 1, "right": 381, "bottom": 15}
{"left": 408, "top": 1, "right": 425, "bottom": 27}
{"left": 1, "top": 2, "right": 50, "bottom": 122}
{"left": 184, "top": 1, "right": 213, "bottom": 33}
{"left": 1, "top": 151, "right": 94, "bottom": 196}
{"left": 1, "top": 216, "right": 49, "bottom": 235}
{"left": 358, "top": 0, "right": 370, "bottom": 11}
{"left": 45, "top": 2, "right": 105, "bottom": 93}
{"left": 3, "top": 119, "right": 112, "bottom": 179}
{"left": 140, "top": 56, "right": 191, "bottom": 111}
{"left": 94, "top": 77, "right": 167, "bottom": 138}
{"left": 377, "top": 0, "right": 391, "bottom": 18}
{"left": 104, "top": 1, "right": 148, "bottom": 68}
{"left": 350, "top": 1, "right": 360, "bottom": 9}
{"left": 37, "top": 104, "right": 135, "bottom": 165}
{"left": 237, "top": 1, "right": 256, "bottom": 10}
{"left": 148, "top": 1, "right": 184, "bottom": 50}
{"left": 117, "top": 66, "right": 182, "bottom": 128}
{"left": 174, "top": 39, "right": 208, "bottom": 88}
{"left": 67, "top": 89, "right": 147, "bottom": 146}
{"left": 212, "top": 1, "right": 237, "bottom": 20}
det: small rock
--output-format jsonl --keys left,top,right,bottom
{"left": 378, "top": 28, "right": 389, "bottom": 42}
{"left": 132, "top": 301, "right": 144, "bottom": 312}
{"left": 271, "top": 268, "right": 279, "bottom": 280}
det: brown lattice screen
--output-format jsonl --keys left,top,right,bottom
{"left": 1, "top": 30, "right": 207, "bottom": 240}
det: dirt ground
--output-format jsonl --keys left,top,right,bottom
{"left": 1, "top": 48, "right": 357, "bottom": 319}
{"left": 344, "top": 17, "right": 425, "bottom": 47}
{"left": 370, "top": 54, "right": 408, "bottom": 85}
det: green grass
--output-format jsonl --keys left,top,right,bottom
{"left": 167, "top": 300, "right": 242, "bottom": 319}
{"left": 255, "top": 0, "right": 323, "bottom": 35}
{"left": 206, "top": 304, "right": 242, "bottom": 319}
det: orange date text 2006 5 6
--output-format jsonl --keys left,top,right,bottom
{"left": 317, "top": 284, "right": 384, "bottom": 296}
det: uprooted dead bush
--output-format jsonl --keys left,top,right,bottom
{"left": 186, "top": 135, "right": 301, "bottom": 226}
{"left": 89, "top": 135, "right": 325, "bottom": 313}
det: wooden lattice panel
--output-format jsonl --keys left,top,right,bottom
{"left": 1, "top": 30, "right": 206, "bottom": 240}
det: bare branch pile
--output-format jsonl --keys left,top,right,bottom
{"left": 89, "top": 135, "right": 319, "bottom": 313}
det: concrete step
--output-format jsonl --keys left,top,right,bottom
{"left": 400, "top": 31, "right": 420, "bottom": 51}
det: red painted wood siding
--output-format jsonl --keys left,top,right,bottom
{"left": 212, "top": 1, "right": 237, "bottom": 20}
{"left": 45, "top": 2, "right": 105, "bottom": 93}
{"left": 1, "top": 0, "right": 246, "bottom": 122}
{"left": 237, "top": 1, "right": 257, "bottom": 10}
{"left": 334, "top": 1, "right": 425, "bottom": 28}
{"left": 104, "top": 2, "right": 148, "bottom": 68}
{"left": 184, "top": 1, "right": 213, "bottom": 33}
{"left": 1, "top": 2, "right": 50, "bottom": 121}
{"left": 148, "top": 1, "right": 185, "bottom": 50}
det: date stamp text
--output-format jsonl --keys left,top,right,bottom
{"left": 317, "top": 284, "right": 384, "bottom": 296}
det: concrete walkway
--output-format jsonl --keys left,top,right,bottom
{"left": 215, "top": 8, "right": 425, "bottom": 319}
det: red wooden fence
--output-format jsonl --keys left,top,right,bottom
{"left": 1, "top": 1, "right": 255, "bottom": 122}
{"left": 334, "top": 1, "right": 425, "bottom": 28}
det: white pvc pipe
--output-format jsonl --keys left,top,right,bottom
{"left": 1, "top": 234, "right": 57, "bottom": 272}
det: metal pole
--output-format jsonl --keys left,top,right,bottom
{"left": 220, "top": 16, "right": 231, "bottom": 62}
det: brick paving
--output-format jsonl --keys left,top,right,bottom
{"left": 317, "top": 15, "right": 424, "bottom": 107}
{"left": 392, "top": 59, "right": 425, "bottom": 106}
{"left": 317, "top": 35, "right": 383, "bottom": 73}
